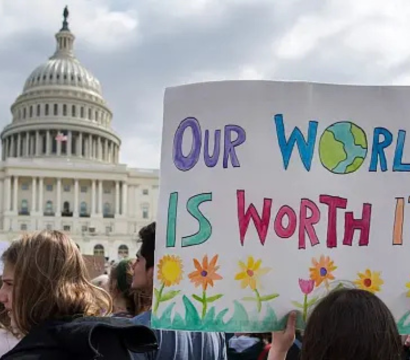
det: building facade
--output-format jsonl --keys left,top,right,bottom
{"left": 0, "top": 14, "right": 159, "bottom": 260}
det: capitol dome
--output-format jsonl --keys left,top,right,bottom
{"left": 0, "top": 9, "right": 121, "bottom": 164}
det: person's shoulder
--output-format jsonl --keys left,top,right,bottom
{"left": 131, "top": 311, "right": 152, "bottom": 327}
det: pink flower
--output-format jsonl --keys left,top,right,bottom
{"left": 299, "top": 279, "right": 315, "bottom": 295}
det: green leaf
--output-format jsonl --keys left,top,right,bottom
{"left": 159, "top": 302, "right": 175, "bottom": 324}
{"left": 154, "top": 288, "right": 160, "bottom": 300}
{"left": 192, "top": 294, "right": 204, "bottom": 303}
{"left": 182, "top": 295, "right": 201, "bottom": 326}
{"left": 260, "top": 294, "right": 280, "bottom": 302}
{"left": 160, "top": 290, "right": 181, "bottom": 302}
{"left": 242, "top": 297, "right": 257, "bottom": 301}
{"left": 206, "top": 294, "right": 223, "bottom": 303}
{"left": 215, "top": 308, "right": 229, "bottom": 326}
{"left": 203, "top": 306, "right": 216, "bottom": 326}
{"left": 306, "top": 296, "right": 319, "bottom": 307}
{"left": 291, "top": 301, "right": 304, "bottom": 309}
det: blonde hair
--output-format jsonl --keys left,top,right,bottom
{"left": 2, "top": 230, "right": 112, "bottom": 335}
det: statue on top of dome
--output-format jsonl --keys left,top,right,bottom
{"left": 61, "top": 6, "right": 69, "bottom": 31}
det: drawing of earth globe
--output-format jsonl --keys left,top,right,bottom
{"left": 319, "top": 121, "right": 368, "bottom": 174}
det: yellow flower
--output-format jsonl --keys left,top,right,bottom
{"left": 354, "top": 269, "right": 383, "bottom": 294}
{"left": 406, "top": 281, "right": 410, "bottom": 297}
{"left": 309, "top": 255, "right": 337, "bottom": 288}
{"left": 157, "top": 255, "right": 183, "bottom": 287}
{"left": 234, "top": 256, "right": 270, "bottom": 291}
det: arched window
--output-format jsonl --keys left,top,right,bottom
{"left": 94, "top": 244, "right": 105, "bottom": 256}
{"left": 45, "top": 200, "right": 53, "bottom": 214}
{"left": 142, "top": 204, "right": 149, "bottom": 219}
{"left": 29, "top": 106, "right": 33, "bottom": 117}
{"left": 103, "top": 202, "right": 111, "bottom": 216}
{"left": 88, "top": 108, "right": 92, "bottom": 120}
{"left": 21, "top": 199, "right": 28, "bottom": 214}
{"left": 95, "top": 111, "right": 99, "bottom": 122}
{"left": 45, "top": 104, "right": 49, "bottom": 116}
{"left": 54, "top": 104, "right": 58, "bottom": 116}
{"left": 23, "top": 108, "right": 26, "bottom": 119}
{"left": 118, "top": 245, "right": 129, "bottom": 259}
{"left": 80, "top": 107, "right": 84, "bottom": 118}
{"left": 80, "top": 201, "right": 87, "bottom": 215}
{"left": 63, "top": 201, "right": 70, "bottom": 212}
{"left": 36, "top": 104, "right": 40, "bottom": 116}
{"left": 72, "top": 105, "right": 76, "bottom": 117}
{"left": 63, "top": 104, "right": 67, "bottom": 116}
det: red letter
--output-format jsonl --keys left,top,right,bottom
{"left": 237, "top": 190, "right": 272, "bottom": 246}
{"left": 319, "top": 195, "right": 347, "bottom": 248}
{"left": 299, "top": 199, "right": 320, "bottom": 249}
{"left": 274, "top": 205, "right": 297, "bottom": 238}
{"left": 343, "top": 204, "right": 372, "bottom": 246}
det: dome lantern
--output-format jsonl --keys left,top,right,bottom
{"left": 52, "top": 6, "right": 75, "bottom": 60}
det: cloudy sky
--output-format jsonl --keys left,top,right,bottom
{"left": 0, "top": 0, "right": 409, "bottom": 169}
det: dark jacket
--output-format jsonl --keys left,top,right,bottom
{"left": 1, "top": 317, "right": 158, "bottom": 360}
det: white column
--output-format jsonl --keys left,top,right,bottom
{"left": 74, "top": 179, "right": 79, "bottom": 216}
{"left": 88, "top": 134, "right": 92, "bottom": 159}
{"left": 115, "top": 181, "right": 120, "bottom": 215}
{"left": 10, "top": 136, "right": 15, "bottom": 157}
{"left": 12, "top": 176, "right": 18, "bottom": 212}
{"left": 17, "top": 134, "right": 21, "bottom": 157}
{"left": 2, "top": 141, "right": 5, "bottom": 161}
{"left": 35, "top": 131, "right": 40, "bottom": 156}
{"left": 91, "top": 180, "right": 96, "bottom": 215}
{"left": 4, "top": 177, "right": 10, "bottom": 212}
{"left": 25, "top": 133, "right": 29, "bottom": 156}
{"left": 31, "top": 177, "right": 36, "bottom": 213}
{"left": 46, "top": 131, "right": 51, "bottom": 155}
{"left": 67, "top": 131, "right": 72, "bottom": 156}
{"left": 56, "top": 178, "right": 61, "bottom": 216}
{"left": 98, "top": 137, "right": 102, "bottom": 160}
{"left": 78, "top": 132, "right": 83, "bottom": 157}
{"left": 121, "top": 181, "right": 128, "bottom": 216}
{"left": 103, "top": 140, "right": 108, "bottom": 162}
{"left": 38, "top": 177, "right": 44, "bottom": 213}
{"left": 98, "top": 180, "right": 103, "bottom": 215}
{"left": 57, "top": 133, "right": 62, "bottom": 156}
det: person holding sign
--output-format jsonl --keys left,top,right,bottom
{"left": 130, "top": 222, "right": 227, "bottom": 360}
{"left": 268, "top": 289, "right": 402, "bottom": 360}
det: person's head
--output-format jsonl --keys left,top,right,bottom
{"left": 302, "top": 288, "right": 401, "bottom": 360}
{"left": 132, "top": 222, "right": 155, "bottom": 291}
{"left": 0, "top": 230, "right": 112, "bottom": 335}
{"left": 109, "top": 259, "right": 150, "bottom": 316}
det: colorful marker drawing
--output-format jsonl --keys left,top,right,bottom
{"left": 188, "top": 255, "right": 223, "bottom": 319}
{"left": 354, "top": 269, "right": 383, "bottom": 294}
{"left": 235, "top": 256, "right": 279, "bottom": 312}
{"left": 153, "top": 255, "right": 183, "bottom": 315}
{"left": 292, "top": 279, "right": 318, "bottom": 322}
{"left": 309, "top": 255, "right": 337, "bottom": 291}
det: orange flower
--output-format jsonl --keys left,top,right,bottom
{"left": 309, "top": 255, "right": 337, "bottom": 288}
{"left": 188, "top": 255, "right": 223, "bottom": 290}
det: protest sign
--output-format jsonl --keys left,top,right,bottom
{"left": 153, "top": 81, "right": 410, "bottom": 333}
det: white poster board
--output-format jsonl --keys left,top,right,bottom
{"left": 153, "top": 81, "right": 410, "bottom": 333}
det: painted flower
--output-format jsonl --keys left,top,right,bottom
{"left": 299, "top": 279, "right": 315, "bottom": 295}
{"left": 354, "top": 269, "right": 383, "bottom": 294}
{"left": 309, "top": 255, "right": 337, "bottom": 288}
{"left": 157, "top": 255, "right": 183, "bottom": 287}
{"left": 188, "top": 255, "right": 223, "bottom": 290}
{"left": 234, "top": 256, "right": 270, "bottom": 290}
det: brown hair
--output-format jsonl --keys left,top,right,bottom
{"left": 109, "top": 259, "right": 150, "bottom": 316}
{"left": 302, "top": 288, "right": 402, "bottom": 360}
{"left": 2, "top": 230, "right": 112, "bottom": 335}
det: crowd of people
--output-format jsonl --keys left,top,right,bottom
{"left": 0, "top": 222, "right": 408, "bottom": 359}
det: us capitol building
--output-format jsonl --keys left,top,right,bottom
{"left": 0, "top": 10, "right": 159, "bottom": 260}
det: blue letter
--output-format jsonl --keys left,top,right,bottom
{"left": 173, "top": 117, "right": 202, "bottom": 171}
{"left": 369, "top": 127, "right": 393, "bottom": 172}
{"left": 393, "top": 130, "right": 410, "bottom": 172}
{"left": 274, "top": 114, "right": 318, "bottom": 171}
{"left": 204, "top": 129, "right": 221, "bottom": 167}
{"left": 182, "top": 193, "right": 213, "bottom": 247}
{"left": 223, "top": 125, "right": 246, "bottom": 168}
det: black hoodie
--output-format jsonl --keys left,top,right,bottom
{"left": 0, "top": 317, "right": 158, "bottom": 360}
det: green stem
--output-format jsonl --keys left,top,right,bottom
{"left": 202, "top": 290, "right": 207, "bottom": 319}
{"left": 153, "top": 283, "right": 165, "bottom": 315}
{"left": 302, "top": 294, "right": 308, "bottom": 322}
{"left": 254, "top": 289, "right": 262, "bottom": 312}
